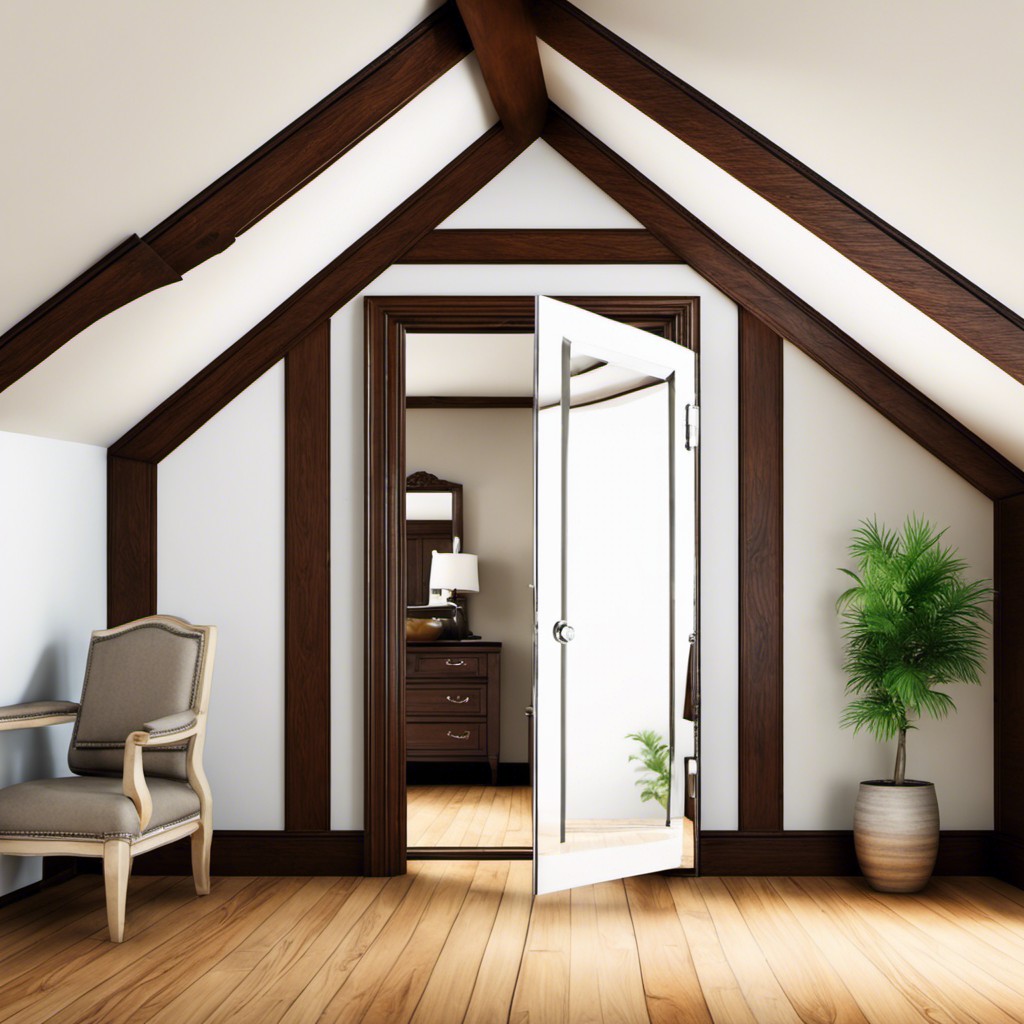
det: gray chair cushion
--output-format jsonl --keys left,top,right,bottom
{"left": 69, "top": 621, "right": 205, "bottom": 782}
{"left": 0, "top": 775, "right": 200, "bottom": 841}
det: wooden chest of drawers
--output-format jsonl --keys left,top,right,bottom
{"left": 406, "top": 641, "right": 501, "bottom": 783}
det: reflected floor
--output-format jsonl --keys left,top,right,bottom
{"left": 408, "top": 784, "right": 532, "bottom": 848}
{"left": 540, "top": 817, "right": 695, "bottom": 868}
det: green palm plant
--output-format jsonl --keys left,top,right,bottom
{"left": 836, "top": 515, "right": 992, "bottom": 784}
{"left": 625, "top": 729, "right": 671, "bottom": 811}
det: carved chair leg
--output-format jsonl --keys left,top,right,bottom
{"left": 102, "top": 840, "right": 131, "bottom": 942}
{"left": 191, "top": 821, "right": 211, "bottom": 896}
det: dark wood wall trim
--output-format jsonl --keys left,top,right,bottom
{"left": 701, "top": 830, "right": 992, "bottom": 876}
{"left": 399, "top": 228, "right": 682, "bottom": 264}
{"left": 365, "top": 295, "right": 696, "bottom": 877}
{"left": 737, "top": 311, "right": 784, "bottom": 831}
{"left": 120, "top": 830, "right": 363, "bottom": 876}
{"left": 533, "top": 0, "right": 1024, "bottom": 385}
{"left": 454, "top": 0, "right": 547, "bottom": 144}
{"left": 994, "top": 495, "right": 1024, "bottom": 887}
{"left": 0, "top": 4, "right": 471, "bottom": 395}
{"left": 111, "top": 123, "right": 528, "bottom": 465}
{"left": 107, "top": 455, "right": 157, "bottom": 626}
{"left": 542, "top": 107, "right": 1024, "bottom": 502}
{"left": 407, "top": 396, "right": 533, "bottom": 409}
{"left": 284, "top": 323, "right": 332, "bottom": 830}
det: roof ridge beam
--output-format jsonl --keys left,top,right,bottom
{"left": 542, "top": 106, "right": 1024, "bottom": 500}
{"left": 533, "top": 0, "right": 1024, "bottom": 385}
{"left": 0, "top": 2, "right": 472, "bottom": 395}
{"left": 455, "top": 0, "right": 547, "bottom": 144}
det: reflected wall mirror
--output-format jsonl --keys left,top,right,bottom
{"left": 405, "top": 471, "right": 463, "bottom": 606}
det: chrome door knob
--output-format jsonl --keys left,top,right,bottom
{"left": 553, "top": 621, "right": 575, "bottom": 644}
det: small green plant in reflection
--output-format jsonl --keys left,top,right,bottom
{"left": 625, "top": 729, "right": 671, "bottom": 811}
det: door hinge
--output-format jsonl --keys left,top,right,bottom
{"left": 685, "top": 404, "right": 700, "bottom": 451}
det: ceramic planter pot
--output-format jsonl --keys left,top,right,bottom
{"left": 853, "top": 780, "right": 939, "bottom": 892}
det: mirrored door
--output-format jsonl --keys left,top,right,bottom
{"left": 533, "top": 296, "right": 697, "bottom": 896}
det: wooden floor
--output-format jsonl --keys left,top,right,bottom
{"left": 4, "top": 867, "right": 1024, "bottom": 1022}
{"left": 408, "top": 784, "right": 532, "bottom": 847}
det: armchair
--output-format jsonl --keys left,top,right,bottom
{"left": 0, "top": 615, "right": 217, "bottom": 941}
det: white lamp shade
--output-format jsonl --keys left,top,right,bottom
{"left": 429, "top": 551, "right": 479, "bottom": 593}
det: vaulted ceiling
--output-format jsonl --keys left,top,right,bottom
{"left": 2, "top": 0, "right": 1021, "bottom": 467}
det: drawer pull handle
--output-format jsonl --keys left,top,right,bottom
{"left": 446, "top": 695, "right": 470, "bottom": 704}
{"left": 445, "top": 659, "right": 467, "bottom": 667}
{"left": 447, "top": 730, "right": 471, "bottom": 740}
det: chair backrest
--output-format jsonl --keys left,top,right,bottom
{"left": 68, "top": 615, "right": 215, "bottom": 781}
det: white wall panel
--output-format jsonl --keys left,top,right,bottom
{"left": 783, "top": 343, "right": 993, "bottom": 830}
{"left": 158, "top": 366, "right": 285, "bottom": 830}
{"left": 0, "top": 432, "right": 105, "bottom": 896}
{"left": 330, "top": 263, "right": 738, "bottom": 830}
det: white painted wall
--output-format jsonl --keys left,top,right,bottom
{"left": 406, "top": 406, "right": 534, "bottom": 762}
{"left": 0, "top": 432, "right": 106, "bottom": 897}
{"left": 330, "top": 261, "right": 739, "bottom": 830}
{"left": 783, "top": 344, "right": 994, "bottom": 830}
{"left": 158, "top": 366, "right": 286, "bottom": 830}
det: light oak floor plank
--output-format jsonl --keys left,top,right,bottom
{"left": 408, "top": 785, "right": 532, "bottom": 847}
{"left": 3, "top": 871, "right": 1024, "bottom": 1023}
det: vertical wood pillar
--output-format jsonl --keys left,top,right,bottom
{"left": 737, "top": 309, "right": 784, "bottom": 831}
{"left": 994, "top": 494, "right": 1024, "bottom": 883}
{"left": 284, "top": 321, "right": 332, "bottom": 831}
{"left": 107, "top": 455, "right": 157, "bottom": 626}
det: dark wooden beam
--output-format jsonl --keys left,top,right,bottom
{"left": 455, "top": 0, "right": 547, "bottom": 144}
{"left": 111, "top": 123, "right": 529, "bottom": 464}
{"left": 994, "top": 495, "right": 1024, "bottom": 887}
{"left": 107, "top": 455, "right": 157, "bottom": 627}
{"left": 399, "top": 228, "right": 681, "bottom": 263}
{"left": 543, "top": 107, "right": 1024, "bottom": 501}
{"left": 533, "top": 0, "right": 1024, "bottom": 386}
{"left": 285, "top": 324, "right": 332, "bottom": 831}
{"left": 406, "top": 396, "right": 533, "bottom": 409}
{"left": 0, "top": 4, "right": 471, "bottom": 396}
{"left": 0, "top": 238, "right": 180, "bottom": 395}
{"left": 738, "top": 311, "right": 784, "bottom": 831}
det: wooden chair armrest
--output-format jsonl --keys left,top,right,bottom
{"left": 122, "top": 712, "right": 201, "bottom": 831}
{"left": 0, "top": 700, "right": 79, "bottom": 732}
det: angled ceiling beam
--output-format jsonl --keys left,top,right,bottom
{"left": 455, "top": 0, "right": 547, "bottom": 144}
{"left": 533, "top": 0, "right": 1024, "bottom": 385}
{"left": 111, "top": 123, "right": 528, "bottom": 464}
{"left": 543, "top": 107, "right": 1024, "bottom": 501}
{"left": 0, "top": 2, "right": 472, "bottom": 395}
{"left": 399, "top": 228, "right": 681, "bottom": 263}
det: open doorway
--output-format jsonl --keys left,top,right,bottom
{"left": 363, "top": 295, "right": 699, "bottom": 878}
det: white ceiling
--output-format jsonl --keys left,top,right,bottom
{"left": 407, "top": 334, "right": 534, "bottom": 396}
{"left": 572, "top": 0, "right": 1024, "bottom": 317}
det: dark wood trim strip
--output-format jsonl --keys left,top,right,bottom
{"left": 701, "top": 830, "right": 993, "bottom": 876}
{"left": 399, "top": 228, "right": 682, "bottom": 264}
{"left": 0, "top": 5, "right": 471, "bottom": 395}
{"left": 107, "top": 455, "right": 157, "bottom": 627}
{"left": 737, "top": 311, "right": 784, "bottom": 832}
{"left": 533, "top": 0, "right": 1024, "bottom": 384}
{"left": 0, "top": 867, "right": 77, "bottom": 910}
{"left": 994, "top": 494, "right": 1024, "bottom": 884}
{"left": 284, "top": 323, "right": 332, "bottom": 830}
{"left": 454, "top": 0, "right": 547, "bottom": 144}
{"left": 542, "top": 107, "right": 1024, "bottom": 501}
{"left": 993, "top": 832, "right": 1024, "bottom": 889}
{"left": 406, "top": 396, "right": 533, "bottom": 409}
{"left": 123, "top": 830, "right": 363, "bottom": 876}
{"left": 0, "top": 237, "right": 180, "bottom": 395}
{"left": 112, "top": 124, "right": 529, "bottom": 465}
{"left": 365, "top": 294, "right": 696, "bottom": 877}
{"left": 408, "top": 847, "right": 532, "bottom": 860}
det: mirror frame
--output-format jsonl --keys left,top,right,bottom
{"left": 406, "top": 470, "right": 464, "bottom": 548}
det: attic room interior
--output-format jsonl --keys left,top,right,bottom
{"left": 1, "top": 0, "right": 1023, "bottom": 1019}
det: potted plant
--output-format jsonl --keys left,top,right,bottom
{"left": 836, "top": 515, "right": 992, "bottom": 892}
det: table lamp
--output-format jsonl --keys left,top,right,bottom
{"left": 429, "top": 538, "right": 479, "bottom": 639}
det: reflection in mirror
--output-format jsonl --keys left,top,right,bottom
{"left": 405, "top": 472, "right": 462, "bottom": 606}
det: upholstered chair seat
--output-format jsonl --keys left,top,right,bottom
{"left": 0, "top": 615, "right": 217, "bottom": 942}
{"left": 0, "top": 775, "right": 201, "bottom": 841}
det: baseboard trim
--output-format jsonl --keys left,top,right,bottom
{"left": 700, "top": 829, "right": 994, "bottom": 876}
{"left": 406, "top": 762, "right": 530, "bottom": 786}
{"left": 78, "top": 830, "right": 364, "bottom": 877}
{"left": 408, "top": 846, "right": 532, "bottom": 860}
{"left": 992, "top": 832, "right": 1024, "bottom": 887}
{"left": 0, "top": 865, "right": 77, "bottom": 910}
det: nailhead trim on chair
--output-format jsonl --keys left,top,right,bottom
{"left": 0, "top": 708, "right": 77, "bottom": 722}
{"left": 0, "top": 812, "right": 201, "bottom": 842}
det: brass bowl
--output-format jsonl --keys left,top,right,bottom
{"left": 406, "top": 617, "right": 444, "bottom": 642}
